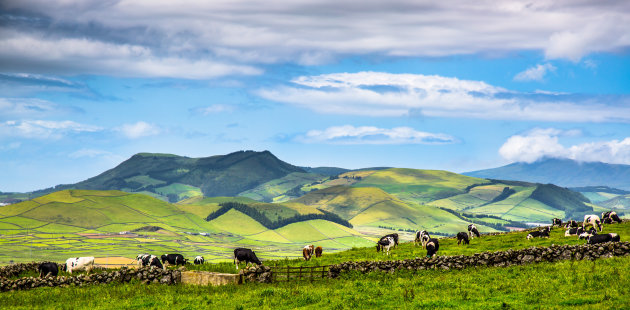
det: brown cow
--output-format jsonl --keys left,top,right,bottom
{"left": 314, "top": 246, "right": 323, "bottom": 258}
{"left": 303, "top": 245, "right": 314, "bottom": 261}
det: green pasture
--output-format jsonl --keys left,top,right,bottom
{"left": 238, "top": 172, "right": 327, "bottom": 202}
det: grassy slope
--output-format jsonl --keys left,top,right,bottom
{"left": 3, "top": 223, "right": 630, "bottom": 309}
{"left": 0, "top": 190, "right": 373, "bottom": 263}
{"left": 293, "top": 185, "right": 497, "bottom": 235}
{"left": 237, "top": 172, "right": 328, "bottom": 202}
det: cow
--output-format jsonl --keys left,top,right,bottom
{"left": 564, "top": 227, "right": 583, "bottom": 237}
{"left": 578, "top": 228, "right": 598, "bottom": 240}
{"left": 161, "top": 254, "right": 187, "bottom": 269}
{"left": 527, "top": 229, "right": 549, "bottom": 239}
{"left": 234, "top": 248, "right": 262, "bottom": 270}
{"left": 426, "top": 238, "right": 440, "bottom": 258}
{"left": 602, "top": 211, "right": 622, "bottom": 224}
{"left": 381, "top": 233, "right": 399, "bottom": 247}
{"left": 38, "top": 262, "right": 59, "bottom": 277}
{"left": 136, "top": 254, "right": 150, "bottom": 267}
{"left": 468, "top": 224, "right": 480, "bottom": 239}
{"left": 64, "top": 257, "right": 94, "bottom": 274}
{"left": 587, "top": 233, "right": 620, "bottom": 245}
{"left": 414, "top": 230, "right": 427, "bottom": 247}
{"left": 456, "top": 232, "right": 469, "bottom": 245}
{"left": 583, "top": 214, "right": 603, "bottom": 232}
{"left": 147, "top": 255, "right": 163, "bottom": 269}
{"left": 552, "top": 218, "right": 562, "bottom": 227}
{"left": 193, "top": 256, "right": 205, "bottom": 265}
{"left": 564, "top": 220, "right": 578, "bottom": 228}
{"left": 314, "top": 246, "right": 323, "bottom": 258}
{"left": 303, "top": 245, "right": 314, "bottom": 261}
{"left": 376, "top": 237, "right": 395, "bottom": 255}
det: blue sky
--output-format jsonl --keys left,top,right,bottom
{"left": 1, "top": 0, "right": 629, "bottom": 192}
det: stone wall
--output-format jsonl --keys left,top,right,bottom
{"left": 327, "top": 242, "right": 630, "bottom": 278}
{"left": 181, "top": 271, "right": 241, "bottom": 286}
{"left": 0, "top": 265, "right": 181, "bottom": 292}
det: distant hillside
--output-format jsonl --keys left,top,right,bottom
{"left": 45, "top": 150, "right": 304, "bottom": 201}
{"left": 570, "top": 186, "right": 630, "bottom": 203}
{"left": 465, "top": 158, "right": 630, "bottom": 190}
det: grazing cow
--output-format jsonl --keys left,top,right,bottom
{"left": 468, "top": 224, "right": 480, "bottom": 239}
{"left": 303, "top": 245, "right": 314, "bottom": 261}
{"left": 161, "top": 254, "right": 187, "bottom": 269}
{"left": 315, "top": 246, "right": 323, "bottom": 258}
{"left": 552, "top": 218, "right": 562, "bottom": 227}
{"left": 234, "top": 248, "right": 262, "bottom": 270}
{"left": 564, "top": 220, "right": 578, "bottom": 228}
{"left": 527, "top": 229, "right": 550, "bottom": 239}
{"left": 578, "top": 228, "right": 598, "bottom": 240}
{"left": 421, "top": 233, "right": 431, "bottom": 249}
{"left": 38, "top": 262, "right": 59, "bottom": 277}
{"left": 602, "top": 211, "right": 622, "bottom": 224}
{"left": 193, "top": 256, "right": 205, "bottom": 265}
{"left": 587, "top": 233, "right": 620, "bottom": 245}
{"left": 426, "top": 238, "right": 440, "bottom": 258}
{"left": 64, "top": 257, "right": 94, "bottom": 274}
{"left": 147, "top": 255, "right": 163, "bottom": 269}
{"left": 583, "top": 215, "right": 603, "bottom": 232}
{"left": 381, "top": 233, "right": 399, "bottom": 247}
{"left": 456, "top": 232, "right": 469, "bottom": 245}
{"left": 136, "top": 254, "right": 150, "bottom": 267}
{"left": 376, "top": 237, "right": 395, "bottom": 255}
{"left": 564, "top": 227, "right": 582, "bottom": 237}
{"left": 414, "top": 230, "right": 428, "bottom": 247}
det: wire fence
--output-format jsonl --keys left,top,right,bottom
{"left": 269, "top": 265, "right": 330, "bottom": 282}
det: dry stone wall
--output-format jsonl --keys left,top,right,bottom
{"left": 0, "top": 265, "right": 181, "bottom": 292}
{"left": 327, "top": 242, "right": 630, "bottom": 278}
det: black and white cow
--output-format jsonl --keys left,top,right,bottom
{"left": 456, "top": 232, "right": 469, "bottom": 245}
{"left": 161, "top": 254, "right": 187, "bottom": 269}
{"left": 380, "top": 233, "right": 399, "bottom": 247}
{"left": 527, "top": 229, "right": 550, "bottom": 239}
{"left": 148, "top": 255, "right": 163, "bottom": 269}
{"left": 426, "top": 238, "right": 440, "bottom": 258}
{"left": 578, "top": 228, "right": 598, "bottom": 240}
{"left": 38, "top": 262, "right": 59, "bottom": 277}
{"left": 602, "top": 211, "right": 622, "bottom": 224}
{"left": 468, "top": 224, "right": 480, "bottom": 239}
{"left": 583, "top": 214, "right": 603, "bottom": 232}
{"left": 564, "top": 220, "right": 579, "bottom": 228}
{"left": 63, "top": 257, "right": 95, "bottom": 274}
{"left": 587, "top": 233, "right": 620, "bottom": 245}
{"left": 414, "top": 230, "right": 428, "bottom": 247}
{"left": 136, "top": 254, "right": 150, "bottom": 267}
{"left": 564, "top": 227, "right": 583, "bottom": 237}
{"left": 552, "top": 218, "right": 562, "bottom": 227}
{"left": 234, "top": 248, "right": 262, "bottom": 270}
{"left": 376, "top": 237, "right": 395, "bottom": 255}
{"left": 193, "top": 256, "right": 205, "bottom": 265}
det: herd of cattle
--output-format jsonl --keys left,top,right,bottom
{"left": 33, "top": 211, "right": 623, "bottom": 278}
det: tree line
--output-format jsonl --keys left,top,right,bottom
{"left": 206, "top": 202, "right": 353, "bottom": 229}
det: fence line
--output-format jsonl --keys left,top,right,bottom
{"left": 268, "top": 265, "right": 329, "bottom": 282}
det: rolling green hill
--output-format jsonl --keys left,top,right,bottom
{"left": 38, "top": 150, "right": 305, "bottom": 202}
{"left": 0, "top": 190, "right": 374, "bottom": 264}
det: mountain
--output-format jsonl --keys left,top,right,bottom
{"left": 464, "top": 158, "right": 630, "bottom": 190}
{"left": 45, "top": 150, "right": 305, "bottom": 201}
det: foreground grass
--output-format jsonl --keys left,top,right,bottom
{"left": 2, "top": 256, "right": 629, "bottom": 309}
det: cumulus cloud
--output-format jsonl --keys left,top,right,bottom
{"left": 0, "top": 120, "right": 102, "bottom": 139}
{"left": 1, "top": 0, "right": 629, "bottom": 77}
{"left": 117, "top": 121, "right": 161, "bottom": 139}
{"left": 296, "top": 125, "right": 456, "bottom": 145}
{"left": 499, "top": 128, "right": 630, "bottom": 164}
{"left": 258, "top": 71, "right": 630, "bottom": 122}
{"left": 514, "top": 63, "right": 556, "bottom": 82}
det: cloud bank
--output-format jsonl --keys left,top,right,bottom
{"left": 296, "top": 125, "right": 456, "bottom": 145}
{"left": 258, "top": 71, "right": 630, "bottom": 122}
{"left": 499, "top": 128, "right": 630, "bottom": 164}
{"left": 2, "top": 0, "right": 629, "bottom": 78}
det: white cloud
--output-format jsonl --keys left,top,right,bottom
{"left": 296, "top": 125, "right": 456, "bottom": 145}
{"left": 0, "top": 98, "right": 61, "bottom": 119}
{"left": 0, "top": 120, "right": 102, "bottom": 139}
{"left": 117, "top": 121, "right": 161, "bottom": 139}
{"left": 499, "top": 128, "right": 630, "bottom": 164}
{"left": 258, "top": 71, "right": 630, "bottom": 122}
{"left": 2, "top": 0, "right": 629, "bottom": 77}
{"left": 194, "top": 104, "right": 235, "bottom": 115}
{"left": 514, "top": 63, "right": 556, "bottom": 82}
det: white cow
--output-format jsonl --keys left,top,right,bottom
{"left": 64, "top": 257, "right": 95, "bottom": 274}
{"left": 583, "top": 214, "right": 603, "bottom": 232}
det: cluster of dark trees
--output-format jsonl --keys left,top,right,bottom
{"left": 206, "top": 202, "right": 353, "bottom": 229}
